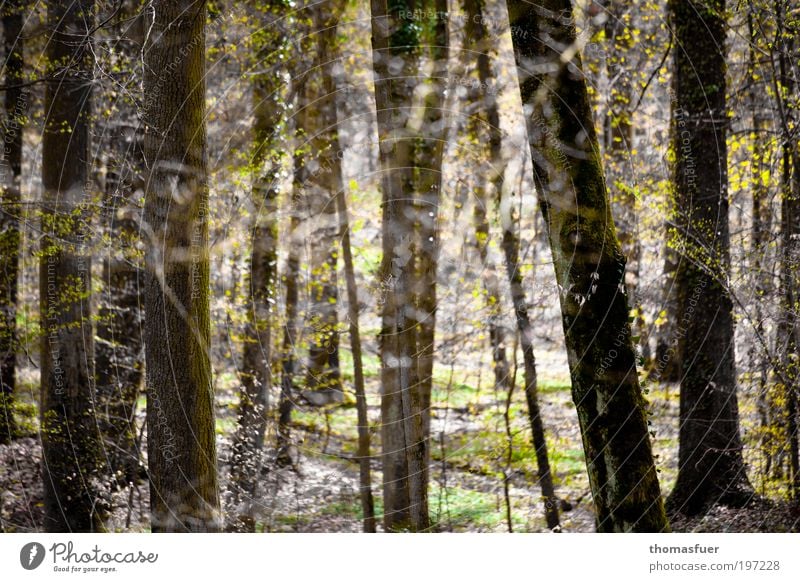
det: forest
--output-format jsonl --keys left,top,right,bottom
{"left": 0, "top": 0, "right": 799, "bottom": 534}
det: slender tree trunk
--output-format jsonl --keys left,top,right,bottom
{"left": 300, "top": 4, "right": 345, "bottom": 408}
{"left": 276, "top": 197, "right": 300, "bottom": 468}
{"left": 465, "top": 2, "right": 511, "bottom": 394}
{"left": 471, "top": 171, "right": 510, "bottom": 392}
{"left": 746, "top": 3, "right": 776, "bottom": 479}
{"left": 653, "top": 238, "right": 682, "bottom": 382}
{"left": 463, "top": 0, "right": 559, "bottom": 530}
{"left": 601, "top": 0, "right": 649, "bottom": 363}
{"left": 666, "top": 0, "right": 752, "bottom": 514}
{"left": 780, "top": 149, "right": 800, "bottom": 498}
{"left": 228, "top": 2, "right": 287, "bottom": 530}
{"left": 0, "top": 0, "right": 26, "bottom": 444}
{"left": 276, "top": 82, "right": 305, "bottom": 467}
{"left": 96, "top": 3, "right": 145, "bottom": 484}
{"left": 653, "top": 12, "right": 682, "bottom": 383}
{"left": 40, "top": 0, "right": 104, "bottom": 532}
{"left": 501, "top": 221, "right": 561, "bottom": 530}
{"left": 336, "top": 187, "right": 377, "bottom": 532}
{"left": 507, "top": 0, "right": 669, "bottom": 532}
{"left": 312, "top": 3, "right": 378, "bottom": 530}
{"left": 142, "top": 0, "right": 221, "bottom": 532}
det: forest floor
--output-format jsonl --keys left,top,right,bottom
{"left": 2, "top": 349, "right": 800, "bottom": 532}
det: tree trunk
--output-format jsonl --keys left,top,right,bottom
{"left": 412, "top": 0, "right": 448, "bottom": 481}
{"left": 276, "top": 83, "right": 305, "bottom": 468}
{"left": 601, "top": 0, "right": 649, "bottom": 363}
{"left": 666, "top": 0, "right": 752, "bottom": 515}
{"left": 506, "top": 0, "right": 669, "bottom": 532}
{"left": 228, "top": 0, "right": 286, "bottom": 532}
{"left": 370, "top": 0, "right": 447, "bottom": 532}
{"left": 300, "top": 4, "right": 346, "bottom": 408}
{"left": 745, "top": 2, "right": 776, "bottom": 480}
{"left": 314, "top": 3, "right": 378, "bottom": 530}
{"left": 463, "top": 0, "right": 559, "bottom": 530}
{"left": 96, "top": 3, "right": 145, "bottom": 485}
{"left": 228, "top": 17, "right": 284, "bottom": 532}
{"left": 0, "top": 0, "right": 26, "bottom": 444}
{"left": 653, "top": 237, "right": 682, "bottom": 382}
{"left": 501, "top": 220, "right": 561, "bottom": 530}
{"left": 40, "top": 0, "right": 104, "bottom": 532}
{"left": 773, "top": 0, "right": 800, "bottom": 498}
{"left": 142, "top": 0, "right": 221, "bottom": 532}
{"left": 464, "top": 0, "right": 511, "bottom": 393}
{"left": 371, "top": 0, "right": 424, "bottom": 531}
{"left": 336, "top": 187, "right": 377, "bottom": 532}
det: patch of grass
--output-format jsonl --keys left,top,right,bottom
{"left": 293, "top": 406, "right": 358, "bottom": 441}
{"left": 536, "top": 379, "right": 571, "bottom": 395}
{"left": 547, "top": 440, "right": 586, "bottom": 486}
{"left": 319, "top": 495, "right": 385, "bottom": 522}
{"left": 429, "top": 483, "right": 530, "bottom": 531}
{"left": 431, "top": 380, "right": 482, "bottom": 409}
{"left": 337, "top": 349, "right": 382, "bottom": 383}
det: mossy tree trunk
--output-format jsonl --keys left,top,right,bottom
{"left": 0, "top": 0, "right": 26, "bottom": 444}
{"left": 40, "top": 0, "right": 105, "bottom": 532}
{"left": 142, "top": 0, "right": 221, "bottom": 532}
{"left": 507, "top": 0, "right": 669, "bottom": 532}
{"left": 666, "top": 0, "right": 753, "bottom": 515}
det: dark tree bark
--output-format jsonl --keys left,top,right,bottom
{"left": 501, "top": 219, "right": 561, "bottom": 531}
{"left": 142, "top": 0, "right": 221, "bottom": 532}
{"left": 40, "top": 0, "right": 104, "bottom": 532}
{"left": 96, "top": 2, "right": 145, "bottom": 485}
{"left": 370, "top": 0, "right": 448, "bottom": 532}
{"left": 228, "top": 0, "right": 286, "bottom": 532}
{"left": 666, "top": 0, "right": 752, "bottom": 515}
{"left": 507, "top": 0, "right": 669, "bottom": 531}
{"left": 0, "top": 0, "right": 26, "bottom": 444}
